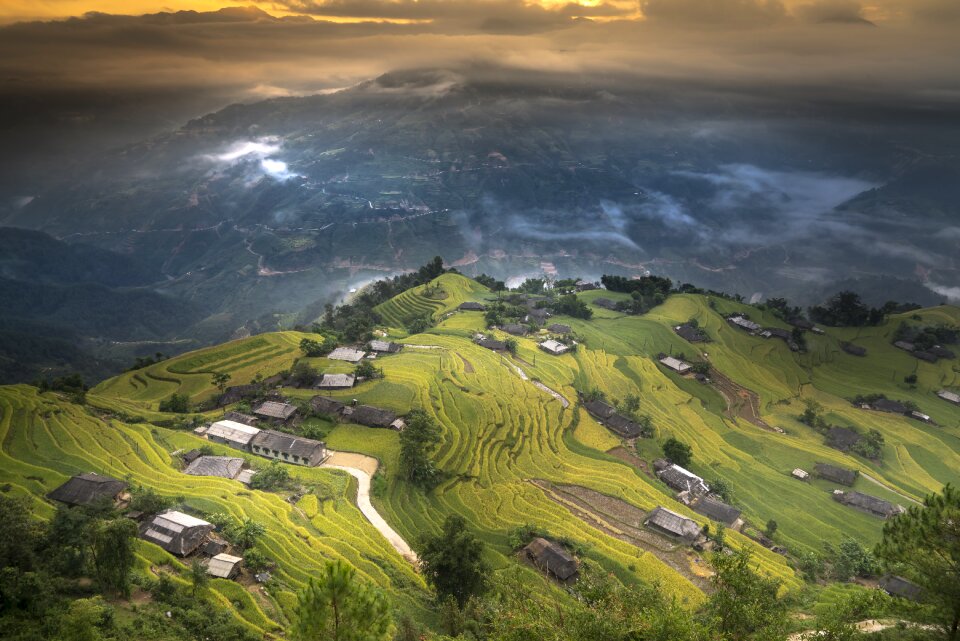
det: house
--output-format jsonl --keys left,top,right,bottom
{"left": 833, "top": 490, "right": 904, "bottom": 518}
{"left": 575, "top": 280, "right": 599, "bottom": 291}
{"left": 318, "top": 373, "right": 356, "bottom": 389}
{"left": 477, "top": 338, "right": 507, "bottom": 351}
{"left": 539, "top": 339, "right": 569, "bottom": 355}
{"left": 788, "top": 318, "right": 814, "bottom": 330}
{"left": 327, "top": 347, "right": 367, "bottom": 363}
{"left": 913, "top": 350, "right": 938, "bottom": 363}
{"left": 202, "top": 539, "right": 227, "bottom": 557}
{"left": 936, "top": 389, "right": 960, "bottom": 405}
{"left": 691, "top": 497, "right": 742, "bottom": 528}
{"left": 253, "top": 401, "right": 298, "bottom": 423}
{"left": 344, "top": 405, "right": 397, "bottom": 428}
{"left": 826, "top": 427, "right": 861, "bottom": 452}
{"left": 203, "top": 420, "right": 261, "bottom": 450}
{"left": 583, "top": 399, "right": 616, "bottom": 420}
{"left": 250, "top": 430, "right": 327, "bottom": 467}
{"left": 870, "top": 398, "right": 908, "bottom": 414}
{"left": 182, "top": 449, "right": 202, "bottom": 465}
{"left": 548, "top": 323, "right": 572, "bottom": 334}
{"left": 674, "top": 324, "right": 706, "bottom": 342}
{"left": 909, "top": 410, "right": 931, "bottom": 423}
{"left": 728, "top": 316, "right": 761, "bottom": 332}
{"left": 791, "top": 468, "right": 809, "bottom": 480}
{"left": 207, "top": 553, "right": 243, "bottom": 579}
{"left": 657, "top": 464, "right": 710, "bottom": 496}
{"left": 814, "top": 463, "right": 858, "bottom": 486}
{"left": 47, "top": 473, "right": 129, "bottom": 508}
{"left": 141, "top": 511, "right": 214, "bottom": 556}
{"left": 894, "top": 341, "right": 915, "bottom": 352}
{"left": 501, "top": 323, "right": 528, "bottom": 336}
{"left": 223, "top": 411, "right": 259, "bottom": 426}
{"left": 605, "top": 414, "right": 645, "bottom": 438}
{"left": 458, "top": 301, "right": 485, "bottom": 311}
{"left": 765, "top": 328, "right": 792, "bottom": 341}
{"left": 592, "top": 297, "right": 618, "bottom": 310}
{"left": 841, "top": 342, "right": 867, "bottom": 357}
{"left": 235, "top": 469, "right": 256, "bottom": 485}
{"left": 310, "top": 395, "right": 346, "bottom": 416}
{"left": 523, "top": 537, "right": 579, "bottom": 581}
{"left": 644, "top": 507, "right": 701, "bottom": 542}
{"left": 217, "top": 384, "right": 259, "bottom": 407}
{"left": 184, "top": 456, "right": 245, "bottom": 479}
{"left": 525, "top": 308, "right": 551, "bottom": 325}
{"left": 369, "top": 340, "right": 402, "bottom": 354}
{"left": 879, "top": 575, "right": 921, "bottom": 601}
{"left": 929, "top": 345, "right": 955, "bottom": 359}
{"left": 659, "top": 356, "right": 691, "bottom": 374}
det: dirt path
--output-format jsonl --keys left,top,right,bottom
{"left": 530, "top": 480, "right": 711, "bottom": 591}
{"left": 708, "top": 368, "right": 778, "bottom": 432}
{"left": 607, "top": 446, "right": 655, "bottom": 479}
{"left": 507, "top": 361, "right": 571, "bottom": 408}
{"left": 788, "top": 619, "right": 934, "bottom": 640}
{"left": 860, "top": 471, "right": 922, "bottom": 505}
{"left": 321, "top": 452, "right": 418, "bottom": 564}
{"left": 456, "top": 352, "right": 475, "bottom": 373}
{"left": 404, "top": 344, "right": 444, "bottom": 350}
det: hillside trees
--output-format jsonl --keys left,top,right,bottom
{"left": 90, "top": 518, "right": 138, "bottom": 596}
{"left": 876, "top": 484, "right": 960, "bottom": 640}
{"left": 663, "top": 437, "right": 693, "bottom": 467}
{"left": 158, "top": 393, "right": 190, "bottom": 413}
{"left": 551, "top": 294, "right": 592, "bottom": 319}
{"left": 809, "top": 291, "right": 885, "bottom": 327}
{"left": 398, "top": 410, "right": 442, "bottom": 489}
{"left": 293, "top": 559, "right": 393, "bottom": 641}
{"left": 703, "top": 549, "right": 788, "bottom": 641}
{"left": 419, "top": 515, "right": 490, "bottom": 608}
{"left": 211, "top": 371, "right": 231, "bottom": 395}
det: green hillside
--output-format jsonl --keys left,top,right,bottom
{"left": 2, "top": 278, "right": 959, "bottom": 634}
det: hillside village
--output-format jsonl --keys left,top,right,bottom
{"left": 1, "top": 263, "right": 959, "bottom": 640}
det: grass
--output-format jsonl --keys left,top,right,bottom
{"left": 6, "top": 282, "right": 960, "bottom": 630}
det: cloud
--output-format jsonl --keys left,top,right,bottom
{"left": 203, "top": 138, "right": 299, "bottom": 182}
{"left": 926, "top": 282, "right": 960, "bottom": 302}
{"left": 794, "top": 0, "right": 874, "bottom": 24}
{"left": 640, "top": 0, "right": 787, "bottom": 25}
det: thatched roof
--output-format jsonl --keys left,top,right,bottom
{"left": 834, "top": 491, "right": 903, "bottom": 518}
{"left": 548, "top": 323, "right": 572, "bottom": 334}
{"left": 458, "top": 302, "right": 485, "bottom": 311}
{"left": 47, "top": 473, "right": 128, "bottom": 507}
{"left": 501, "top": 323, "right": 528, "bottom": 336}
{"left": 524, "top": 537, "right": 578, "bottom": 580}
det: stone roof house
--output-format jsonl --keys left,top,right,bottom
{"left": 501, "top": 323, "right": 528, "bottom": 336}
{"left": 674, "top": 324, "right": 706, "bottom": 342}
{"left": 318, "top": 373, "right": 356, "bottom": 389}
{"left": 344, "top": 405, "right": 397, "bottom": 428}
{"left": 833, "top": 490, "right": 904, "bottom": 519}
{"left": 826, "top": 427, "right": 861, "bottom": 452}
{"left": 477, "top": 338, "right": 507, "bottom": 351}
{"left": 523, "top": 537, "right": 579, "bottom": 581}
{"left": 205, "top": 420, "right": 261, "bottom": 450}
{"left": 645, "top": 507, "right": 701, "bottom": 542}
{"left": 250, "top": 430, "right": 327, "bottom": 467}
{"left": 310, "top": 395, "right": 346, "bottom": 416}
{"left": 841, "top": 342, "right": 867, "bottom": 357}
{"left": 141, "top": 511, "right": 214, "bottom": 556}
{"left": 184, "top": 456, "right": 245, "bottom": 479}
{"left": 814, "top": 463, "right": 858, "bottom": 486}
{"left": 691, "top": 497, "right": 742, "bottom": 528}
{"left": 253, "top": 401, "right": 298, "bottom": 423}
{"left": 47, "top": 473, "right": 128, "bottom": 508}
{"left": 207, "top": 553, "right": 243, "bottom": 579}
{"left": 583, "top": 399, "right": 616, "bottom": 420}
{"left": 879, "top": 575, "right": 921, "bottom": 601}
{"left": 458, "top": 302, "right": 485, "bottom": 311}
{"left": 369, "top": 340, "right": 402, "bottom": 353}
{"left": 548, "top": 323, "right": 572, "bottom": 334}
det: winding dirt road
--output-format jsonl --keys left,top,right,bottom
{"left": 321, "top": 452, "right": 418, "bottom": 564}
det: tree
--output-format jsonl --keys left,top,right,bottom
{"left": 129, "top": 486, "right": 173, "bottom": 515}
{"left": 229, "top": 518, "right": 266, "bottom": 550}
{"left": 249, "top": 460, "right": 291, "bottom": 491}
{"left": 190, "top": 559, "right": 209, "bottom": 597}
{"left": 711, "top": 478, "right": 732, "bottom": 503}
{"left": 799, "top": 398, "right": 824, "bottom": 428}
{"left": 419, "top": 515, "right": 490, "bottom": 608}
{"left": 158, "top": 393, "right": 190, "bottom": 413}
{"left": 300, "top": 338, "right": 325, "bottom": 357}
{"left": 291, "top": 361, "right": 319, "bottom": 387}
{"left": 211, "top": 371, "right": 231, "bottom": 395}
{"left": 243, "top": 548, "right": 270, "bottom": 573}
{"left": 504, "top": 338, "right": 518, "bottom": 355}
{"left": 293, "top": 559, "right": 394, "bottom": 641}
{"left": 406, "top": 315, "right": 432, "bottom": 334}
{"left": 765, "top": 520, "right": 778, "bottom": 538}
{"left": 0, "top": 496, "right": 42, "bottom": 572}
{"left": 60, "top": 597, "right": 110, "bottom": 641}
{"left": 355, "top": 360, "right": 380, "bottom": 380}
{"left": 398, "top": 410, "right": 442, "bottom": 489}
{"left": 90, "top": 518, "right": 138, "bottom": 596}
{"left": 876, "top": 484, "right": 960, "bottom": 640}
{"left": 702, "top": 549, "right": 788, "bottom": 641}
{"left": 831, "top": 537, "right": 877, "bottom": 581}
{"left": 663, "top": 437, "right": 692, "bottom": 467}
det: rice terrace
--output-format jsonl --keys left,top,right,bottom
{"left": 2, "top": 268, "right": 959, "bottom": 639}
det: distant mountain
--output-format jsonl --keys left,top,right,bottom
{"left": 1, "top": 69, "right": 958, "bottom": 381}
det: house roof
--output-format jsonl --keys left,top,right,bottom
{"left": 548, "top": 323, "right": 572, "bottom": 334}
{"left": 253, "top": 401, "right": 298, "bottom": 420}
{"left": 184, "top": 456, "right": 244, "bottom": 479}
{"left": 327, "top": 347, "right": 367, "bottom": 362}
{"left": 692, "top": 497, "right": 742, "bottom": 526}
{"left": 346, "top": 405, "right": 397, "bottom": 428}
{"left": 826, "top": 427, "right": 861, "bottom": 451}
{"left": 836, "top": 491, "right": 902, "bottom": 517}
{"left": 879, "top": 575, "right": 922, "bottom": 601}
{"left": 937, "top": 389, "right": 960, "bottom": 404}
{"left": 929, "top": 345, "right": 955, "bottom": 359}
{"left": 477, "top": 338, "right": 507, "bottom": 351}
{"left": 251, "top": 430, "right": 325, "bottom": 460}
{"left": 235, "top": 469, "right": 256, "bottom": 485}
{"left": 913, "top": 350, "right": 938, "bottom": 363}
{"left": 458, "top": 301, "right": 485, "bottom": 311}
{"left": 872, "top": 398, "right": 908, "bottom": 414}
{"left": 154, "top": 511, "right": 211, "bottom": 529}
{"left": 894, "top": 341, "right": 915, "bottom": 352}
{"left": 645, "top": 506, "right": 701, "bottom": 540}
{"left": 659, "top": 356, "right": 691, "bottom": 373}
{"left": 222, "top": 411, "right": 258, "bottom": 425}
{"left": 592, "top": 297, "right": 618, "bottom": 310}
{"left": 369, "top": 340, "right": 402, "bottom": 353}
{"left": 539, "top": 339, "right": 569, "bottom": 355}
{"left": 841, "top": 342, "right": 867, "bottom": 356}
{"left": 583, "top": 399, "right": 616, "bottom": 419}
{"left": 658, "top": 465, "right": 710, "bottom": 495}
{"left": 47, "top": 473, "right": 128, "bottom": 507}
{"left": 814, "top": 463, "right": 858, "bottom": 486}
{"left": 310, "top": 395, "right": 346, "bottom": 415}
{"left": 207, "top": 420, "right": 261, "bottom": 445}
{"left": 502, "top": 323, "right": 528, "bottom": 336}
{"left": 318, "top": 373, "right": 355, "bottom": 389}
{"left": 728, "top": 316, "right": 761, "bottom": 331}
{"left": 524, "top": 537, "right": 578, "bottom": 580}
{"left": 207, "top": 553, "right": 243, "bottom": 578}
{"left": 674, "top": 324, "right": 706, "bottom": 342}
{"left": 605, "top": 414, "right": 644, "bottom": 438}
{"left": 765, "top": 328, "right": 792, "bottom": 340}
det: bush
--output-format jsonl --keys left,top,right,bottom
{"left": 662, "top": 437, "right": 692, "bottom": 467}
{"left": 158, "top": 393, "right": 190, "bottom": 414}
{"left": 249, "top": 461, "right": 291, "bottom": 491}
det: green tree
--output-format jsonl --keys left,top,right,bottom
{"left": 398, "top": 410, "right": 442, "bottom": 489}
{"left": 230, "top": 518, "right": 266, "bottom": 551}
{"left": 406, "top": 315, "right": 432, "bottom": 334}
{"left": 0, "top": 496, "right": 42, "bottom": 572}
{"left": 60, "top": 597, "right": 110, "bottom": 641}
{"left": 876, "top": 484, "right": 960, "bottom": 640}
{"left": 504, "top": 338, "right": 518, "bottom": 355}
{"left": 189, "top": 559, "right": 209, "bottom": 597}
{"left": 300, "top": 338, "right": 325, "bottom": 357}
{"left": 293, "top": 559, "right": 394, "bottom": 641}
{"left": 418, "top": 515, "right": 489, "bottom": 608}
{"left": 702, "top": 549, "right": 788, "bottom": 641}
{"left": 291, "top": 361, "right": 319, "bottom": 387}
{"left": 355, "top": 360, "right": 380, "bottom": 380}
{"left": 90, "top": 518, "right": 138, "bottom": 596}
{"left": 158, "top": 393, "right": 190, "bottom": 413}
{"left": 212, "top": 371, "right": 231, "bottom": 395}
{"left": 663, "top": 437, "right": 693, "bottom": 467}
{"left": 249, "top": 460, "right": 291, "bottom": 491}
{"left": 765, "top": 519, "right": 778, "bottom": 538}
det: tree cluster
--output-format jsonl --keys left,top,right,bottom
{"left": 809, "top": 291, "right": 889, "bottom": 327}
{"left": 398, "top": 410, "right": 443, "bottom": 489}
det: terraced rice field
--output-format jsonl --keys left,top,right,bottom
{"left": 5, "top": 283, "right": 959, "bottom": 626}
{"left": 374, "top": 273, "right": 490, "bottom": 329}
